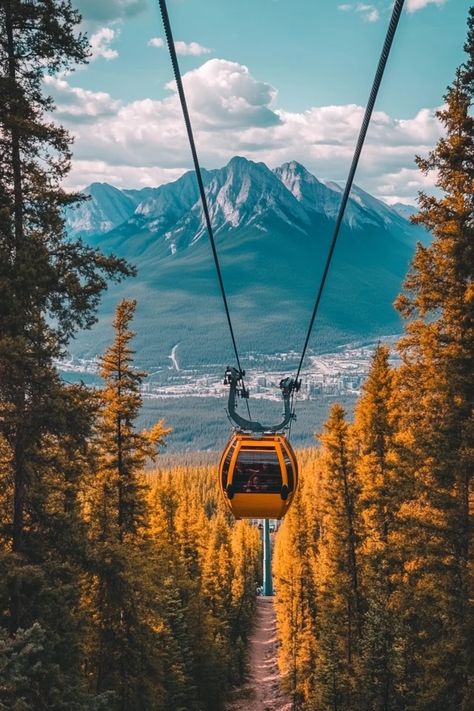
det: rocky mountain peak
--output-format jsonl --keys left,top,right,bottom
{"left": 65, "top": 157, "right": 416, "bottom": 253}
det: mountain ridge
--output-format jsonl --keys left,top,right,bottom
{"left": 64, "top": 157, "right": 425, "bottom": 369}
{"left": 66, "top": 157, "right": 415, "bottom": 245}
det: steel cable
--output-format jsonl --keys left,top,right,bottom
{"left": 158, "top": 0, "right": 405, "bottom": 428}
{"left": 158, "top": 0, "right": 252, "bottom": 419}
{"left": 294, "top": 0, "right": 406, "bottom": 387}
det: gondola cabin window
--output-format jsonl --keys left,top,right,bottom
{"left": 283, "top": 453, "right": 294, "bottom": 492}
{"left": 221, "top": 449, "right": 233, "bottom": 491}
{"left": 233, "top": 449, "right": 281, "bottom": 493}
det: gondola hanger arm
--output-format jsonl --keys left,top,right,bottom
{"left": 224, "top": 367, "right": 300, "bottom": 433}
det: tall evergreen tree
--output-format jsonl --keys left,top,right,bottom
{"left": 96, "top": 299, "right": 169, "bottom": 544}
{"left": 229, "top": 520, "right": 260, "bottom": 679}
{"left": 461, "top": 6, "right": 474, "bottom": 93}
{"left": 0, "top": 2, "right": 132, "bottom": 704}
{"left": 273, "top": 462, "right": 319, "bottom": 708}
{"left": 353, "top": 346, "right": 395, "bottom": 562}
{"left": 392, "top": 8, "right": 473, "bottom": 707}
{"left": 352, "top": 345, "right": 406, "bottom": 711}
{"left": 0, "top": 0, "right": 132, "bottom": 564}
{"left": 313, "top": 405, "right": 361, "bottom": 710}
{"left": 86, "top": 299, "right": 170, "bottom": 709}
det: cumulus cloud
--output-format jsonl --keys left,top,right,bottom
{"left": 44, "top": 76, "right": 121, "bottom": 122}
{"left": 67, "top": 160, "right": 184, "bottom": 189}
{"left": 356, "top": 4, "right": 380, "bottom": 22}
{"left": 378, "top": 167, "right": 438, "bottom": 204}
{"left": 147, "top": 37, "right": 212, "bottom": 55}
{"left": 148, "top": 37, "right": 164, "bottom": 48}
{"left": 339, "top": 0, "right": 446, "bottom": 20}
{"left": 174, "top": 41, "right": 212, "bottom": 56}
{"left": 165, "top": 59, "right": 280, "bottom": 129}
{"left": 406, "top": 0, "right": 447, "bottom": 12}
{"left": 54, "top": 58, "right": 442, "bottom": 202}
{"left": 338, "top": 3, "right": 380, "bottom": 22}
{"left": 89, "top": 27, "right": 119, "bottom": 61}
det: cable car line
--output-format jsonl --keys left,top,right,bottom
{"left": 158, "top": 0, "right": 252, "bottom": 421}
{"left": 158, "top": 0, "right": 406, "bottom": 519}
{"left": 293, "top": 0, "right": 405, "bottom": 390}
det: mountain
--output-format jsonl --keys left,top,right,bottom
{"left": 64, "top": 157, "right": 425, "bottom": 369}
{"left": 65, "top": 183, "right": 138, "bottom": 239}
{"left": 276, "top": 161, "right": 376, "bottom": 228}
{"left": 390, "top": 202, "right": 418, "bottom": 220}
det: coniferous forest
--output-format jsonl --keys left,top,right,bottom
{"left": 273, "top": 11, "right": 473, "bottom": 709}
{"left": 0, "top": 1, "right": 473, "bottom": 710}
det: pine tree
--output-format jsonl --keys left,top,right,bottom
{"left": 0, "top": 5, "right": 133, "bottom": 699}
{"left": 313, "top": 404, "right": 361, "bottom": 710}
{"left": 229, "top": 520, "right": 260, "bottom": 680}
{"left": 96, "top": 299, "right": 169, "bottom": 544}
{"left": 0, "top": 623, "right": 115, "bottom": 710}
{"left": 85, "top": 299, "right": 170, "bottom": 709}
{"left": 392, "top": 8, "right": 473, "bottom": 707}
{"left": 352, "top": 345, "right": 405, "bottom": 710}
{"left": 461, "top": 6, "right": 474, "bottom": 94}
{"left": 200, "top": 513, "right": 234, "bottom": 708}
{"left": 273, "top": 462, "right": 319, "bottom": 709}
{"left": 0, "top": 0, "right": 132, "bottom": 562}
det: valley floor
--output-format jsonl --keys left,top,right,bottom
{"left": 226, "top": 597, "right": 292, "bottom": 711}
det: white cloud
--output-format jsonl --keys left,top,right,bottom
{"left": 44, "top": 76, "right": 121, "bottom": 122}
{"left": 338, "top": 3, "right": 380, "bottom": 22}
{"left": 174, "top": 41, "right": 212, "bottom": 56}
{"left": 53, "top": 58, "right": 442, "bottom": 203}
{"left": 165, "top": 59, "right": 280, "bottom": 129}
{"left": 406, "top": 0, "right": 447, "bottom": 12}
{"left": 378, "top": 167, "right": 438, "bottom": 204}
{"left": 356, "top": 4, "right": 380, "bottom": 22}
{"left": 89, "top": 27, "right": 119, "bottom": 61}
{"left": 339, "top": 0, "right": 447, "bottom": 22}
{"left": 66, "top": 160, "right": 184, "bottom": 190}
{"left": 147, "top": 37, "right": 212, "bottom": 55}
{"left": 148, "top": 37, "right": 164, "bottom": 48}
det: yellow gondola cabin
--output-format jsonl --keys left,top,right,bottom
{"left": 219, "top": 432, "right": 298, "bottom": 519}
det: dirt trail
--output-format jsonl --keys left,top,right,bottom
{"left": 226, "top": 596, "right": 293, "bottom": 711}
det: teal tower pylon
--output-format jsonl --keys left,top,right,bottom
{"left": 263, "top": 519, "right": 273, "bottom": 596}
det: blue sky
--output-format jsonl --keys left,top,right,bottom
{"left": 53, "top": 0, "right": 471, "bottom": 203}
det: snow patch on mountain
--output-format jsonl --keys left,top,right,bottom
{"left": 65, "top": 157, "right": 417, "bottom": 260}
{"left": 65, "top": 182, "right": 139, "bottom": 238}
